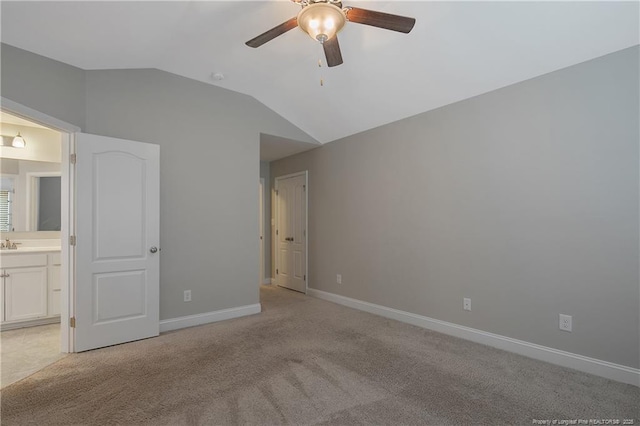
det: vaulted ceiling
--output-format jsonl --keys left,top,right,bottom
{"left": 1, "top": 1, "right": 638, "bottom": 145}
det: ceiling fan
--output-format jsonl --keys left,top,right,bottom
{"left": 245, "top": 0, "right": 416, "bottom": 67}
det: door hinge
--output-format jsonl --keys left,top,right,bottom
{"left": 70, "top": 317, "right": 76, "bottom": 328}
{"left": 70, "top": 153, "right": 77, "bottom": 164}
{"left": 69, "top": 235, "right": 76, "bottom": 246}
{"left": 303, "top": 229, "right": 306, "bottom": 237}
{"left": 304, "top": 274, "right": 306, "bottom": 281}
{"left": 276, "top": 269, "right": 279, "bottom": 275}
{"left": 276, "top": 229, "right": 279, "bottom": 235}
{"left": 276, "top": 190, "right": 279, "bottom": 196}
{"left": 303, "top": 184, "right": 306, "bottom": 191}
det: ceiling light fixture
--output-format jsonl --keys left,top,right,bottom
{"left": 0, "top": 132, "right": 26, "bottom": 148}
{"left": 12, "top": 132, "right": 25, "bottom": 148}
{"left": 246, "top": 0, "right": 415, "bottom": 67}
{"left": 297, "top": 2, "right": 346, "bottom": 43}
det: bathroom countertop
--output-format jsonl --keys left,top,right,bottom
{"left": 0, "top": 247, "right": 61, "bottom": 253}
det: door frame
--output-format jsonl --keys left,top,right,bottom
{"left": 259, "top": 177, "right": 264, "bottom": 286}
{"left": 274, "top": 170, "right": 308, "bottom": 293}
{"left": 1, "top": 97, "right": 79, "bottom": 353}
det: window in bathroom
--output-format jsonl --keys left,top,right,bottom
{"left": 0, "top": 177, "right": 15, "bottom": 232}
{"left": 0, "top": 189, "right": 13, "bottom": 232}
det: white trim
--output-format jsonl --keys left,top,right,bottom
{"left": 307, "top": 288, "right": 640, "bottom": 387}
{"left": 262, "top": 278, "right": 272, "bottom": 285}
{"left": 0, "top": 97, "right": 81, "bottom": 133}
{"left": 274, "top": 170, "right": 308, "bottom": 294}
{"left": 259, "top": 177, "right": 265, "bottom": 287}
{"left": 0, "top": 316, "right": 60, "bottom": 331}
{"left": 159, "top": 303, "right": 262, "bottom": 333}
{"left": 62, "top": 133, "right": 74, "bottom": 353}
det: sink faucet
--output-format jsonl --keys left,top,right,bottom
{"left": 2, "top": 239, "right": 19, "bottom": 250}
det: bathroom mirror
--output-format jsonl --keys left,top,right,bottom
{"left": 0, "top": 159, "right": 61, "bottom": 232}
{"left": 31, "top": 175, "right": 61, "bottom": 231}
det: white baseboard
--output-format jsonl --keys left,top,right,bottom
{"left": 159, "top": 303, "right": 262, "bottom": 333}
{"left": 307, "top": 288, "right": 639, "bottom": 387}
{"left": 262, "top": 278, "right": 272, "bottom": 285}
{"left": 1, "top": 316, "right": 61, "bottom": 331}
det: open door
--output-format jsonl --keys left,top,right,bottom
{"left": 275, "top": 172, "right": 307, "bottom": 293}
{"left": 74, "top": 133, "right": 159, "bottom": 352}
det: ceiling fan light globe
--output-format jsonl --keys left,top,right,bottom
{"left": 297, "top": 3, "right": 346, "bottom": 43}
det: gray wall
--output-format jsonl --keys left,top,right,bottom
{"left": 1, "top": 44, "right": 315, "bottom": 321}
{"left": 1, "top": 44, "right": 86, "bottom": 129}
{"left": 260, "top": 161, "right": 271, "bottom": 281}
{"left": 85, "top": 69, "right": 314, "bottom": 319}
{"left": 272, "top": 46, "right": 640, "bottom": 368}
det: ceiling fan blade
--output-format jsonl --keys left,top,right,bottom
{"left": 345, "top": 7, "right": 416, "bottom": 33}
{"left": 323, "top": 35, "right": 343, "bottom": 67}
{"left": 245, "top": 17, "right": 299, "bottom": 48}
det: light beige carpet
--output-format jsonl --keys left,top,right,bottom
{"left": 1, "top": 286, "right": 638, "bottom": 425}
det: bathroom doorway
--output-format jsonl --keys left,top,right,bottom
{"left": 0, "top": 106, "right": 73, "bottom": 387}
{"left": 1, "top": 98, "right": 161, "bottom": 375}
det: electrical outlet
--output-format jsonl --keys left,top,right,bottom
{"left": 463, "top": 298, "right": 471, "bottom": 311}
{"left": 184, "top": 290, "right": 192, "bottom": 302}
{"left": 559, "top": 314, "right": 572, "bottom": 332}
{"left": 336, "top": 274, "right": 342, "bottom": 284}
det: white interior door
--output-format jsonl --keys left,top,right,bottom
{"left": 75, "top": 133, "right": 160, "bottom": 352}
{"left": 276, "top": 180, "right": 291, "bottom": 289}
{"left": 259, "top": 178, "right": 264, "bottom": 286}
{"left": 275, "top": 173, "right": 306, "bottom": 293}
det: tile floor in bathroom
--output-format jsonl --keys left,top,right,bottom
{"left": 1, "top": 323, "right": 67, "bottom": 388}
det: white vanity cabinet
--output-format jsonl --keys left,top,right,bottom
{"left": 48, "top": 253, "right": 62, "bottom": 316}
{"left": 4, "top": 266, "right": 48, "bottom": 321}
{"left": 1, "top": 250, "right": 61, "bottom": 326}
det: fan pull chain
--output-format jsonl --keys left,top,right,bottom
{"left": 318, "top": 58, "right": 324, "bottom": 87}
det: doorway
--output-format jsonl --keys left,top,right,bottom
{"left": 1, "top": 98, "right": 161, "bottom": 359}
{"left": 274, "top": 171, "right": 308, "bottom": 293}
{"left": 0, "top": 106, "right": 74, "bottom": 387}
{"left": 1, "top": 99, "right": 76, "bottom": 356}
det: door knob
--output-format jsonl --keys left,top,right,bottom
{"left": 149, "top": 246, "right": 158, "bottom": 253}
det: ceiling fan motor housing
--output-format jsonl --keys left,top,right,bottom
{"left": 297, "top": 2, "right": 347, "bottom": 43}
